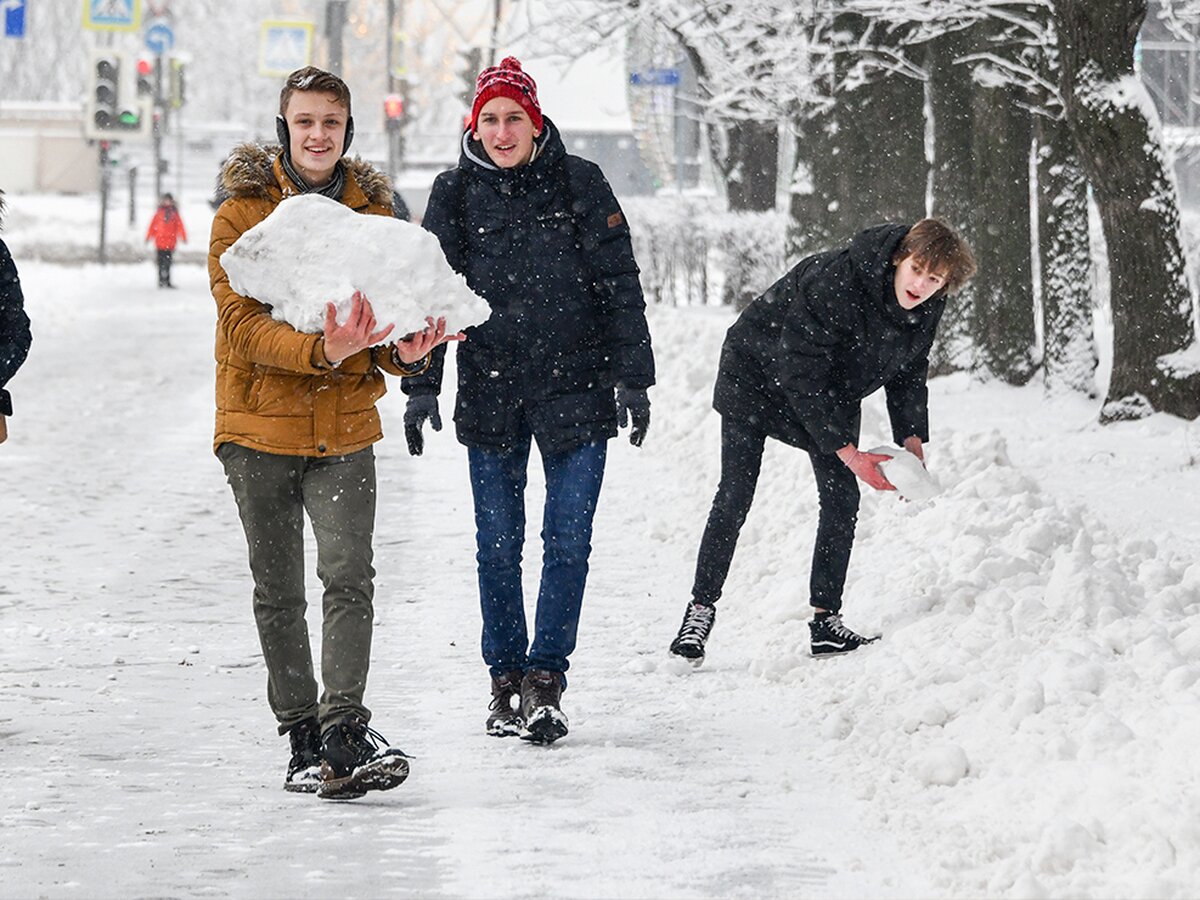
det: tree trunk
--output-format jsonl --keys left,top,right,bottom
{"left": 787, "top": 106, "right": 837, "bottom": 258}
{"left": 927, "top": 29, "right": 978, "bottom": 376}
{"left": 1036, "top": 111, "right": 1097, "bottom": 395}
{"left": 970, "top": 83, "right": 1037, "bottom": 385}
{"left": 715, "top": 120, "right": 780, "bottom": 212}
{"left": 787, "top": 15, "right": 925, "bottom": 259}
{"left": 1057, "top": 0, "right": 1200, "bottom": 421}
{"left": 829, "top": 69, "right": 926, "bottom": 235}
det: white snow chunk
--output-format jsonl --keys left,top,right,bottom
{"left": 220, "top": 193, "right": 490, "bottom": 341}
{"left": 663, "top": 654, "right": 701, "bottom": 676}
{"left": 910, "top": 743, "right": 969, "bottom": 786}
{"left": 867, "top": 445, "right": 942, "bottom": 501}
{"left": 1032, "top": 820, "right": 1102, "bottom": 875}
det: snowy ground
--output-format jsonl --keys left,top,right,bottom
{"left": 3, "top": 197, "right": 1200, "bottom": 899}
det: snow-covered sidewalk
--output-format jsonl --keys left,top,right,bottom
{"left": 1, "top": 262, "right": 924, "bottom": 899}
{"left": 3, "top": 254, "right": 1199, "bottom": 899}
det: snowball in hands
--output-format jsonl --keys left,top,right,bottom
{"left": 868, "top": 445, "right": 942, "bottom": 501}
{"left": 220, "top": 193, "right": 490, "bottom": 341}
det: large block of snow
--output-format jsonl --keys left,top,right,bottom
{"left": 220, "top": 193, "right": 490, "bottom": 341}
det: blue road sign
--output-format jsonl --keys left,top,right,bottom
{"left": 145, "top": 21, "right": 175, "bottom": 55}
{"left": 3, "top": 0, "right": 26, "bottom": 38}
{"left": 629, "top": 68, "right": 681, "bottom": 87}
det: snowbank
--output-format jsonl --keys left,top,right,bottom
{"left": 639, "top": 304, "right": 1200, "bottom": 899}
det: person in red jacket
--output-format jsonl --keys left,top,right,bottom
{"left": 145, "top": 193, "right": 187, "bottom": 288}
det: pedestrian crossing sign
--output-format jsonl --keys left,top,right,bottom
{"left": 83, "top": 0, "right": 141, "bottom": 31}
{"left": 260, "top": 21, "right": 314, "bottom": 77}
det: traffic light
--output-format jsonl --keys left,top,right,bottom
{"left": 384, "top": 93, "right": 404, "bottom": 123}
{"left": 93, "top": 54, "right": 120, "bottom": 130}
{"left": 136, "top": 58, "right": 154, "bottom": 98}
{"left": 84, "top": 50, "right": 153, "bottom": 141}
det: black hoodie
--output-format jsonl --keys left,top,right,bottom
{"left": 0, "top": 194, "right": 33, "bottom": 416}
{"left": 712, "top": 224, "right": 945, "bottom": 454}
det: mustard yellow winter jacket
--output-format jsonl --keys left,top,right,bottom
{"left": 209, "top": 144, "right": 415, "bottom": 457}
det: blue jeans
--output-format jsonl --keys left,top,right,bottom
{"left": 467, "top": 433, "right": 607, "bottom": 679}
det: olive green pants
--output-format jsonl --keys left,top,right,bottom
{"left": 219, "top": 443, "right": 377, "bottom": 734}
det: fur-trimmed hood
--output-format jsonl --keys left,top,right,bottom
{"left": 213, "top": 143, "right": 392, "bottom": 208}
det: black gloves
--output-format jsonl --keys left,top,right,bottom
{"left": 615, "top": 385, "right": 650, "bottom": 447}
{"left": 404, "top": 393, "right": 442, "bottom": 456}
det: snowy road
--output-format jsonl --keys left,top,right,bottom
{"left": 1, "top": 262, "right": 924, "bottom": 899}
{"left": 3, "top": 255, "right": 1200, "bottom": 899}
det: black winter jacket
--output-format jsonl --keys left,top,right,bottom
{"left": 0, "top": 229, "right": 33, "bottom": 417}
{"left": 713, "top": 224, "right": 944, "bottom": 455}
{"left": 407, "top": 121, "right": 655, "bottom": 454}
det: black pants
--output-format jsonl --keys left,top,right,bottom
{"left": 691, "top": 416, "right": 860, "bottom": 612}
{"left": 156, "top": 249, "right": 174, "bottom": 286}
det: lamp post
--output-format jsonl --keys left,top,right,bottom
{"left": 386, "top": 0, "right": 407, "bottom": 177}
{"left": 326, "top": 0, "right": 347, "bottom": 75}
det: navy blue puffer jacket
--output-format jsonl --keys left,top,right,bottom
{"left": 0, "top": 234, "right": 32, "bottom": 417}
{"left": 408, "top": 120, "right": 654, "bottom": 454}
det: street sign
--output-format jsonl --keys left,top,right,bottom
{"left": 629, "top": 68, "right": 681, "bottom": 87}
{"left": 259, "top": 20, "right": 313, "bottom": 77}
{"left": 83, "top": 0, "right": 142, "bottom": 32}
{"left": 3, "top": 0, "right": 26, "bottom": 38}
{"left": 144, "top": 20, "right": 174, "bottom": 55}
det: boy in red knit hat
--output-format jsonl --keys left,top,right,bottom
{"left": 470, "top": 56, "right": 545, "bottom": 136}
{"left": 404, "top": 55, "right": 655, "bottom": 744}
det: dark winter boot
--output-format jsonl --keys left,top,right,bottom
{"left": 669, "top": 600, "right": 716, "bottom": 664}
{"left": 486, "top": 670, "right": 524, "bottom": 737}
{"left": 283, "top": 717, "right": 323, "bottom": 793}
{"left": 809, "top": 612, "right": 880, "bottom": 657}
{"left": 519, "top": 669, "right": 568, "bottom": 745}
{"left": 317, "top": 717, "right": 410, "bottom": 800}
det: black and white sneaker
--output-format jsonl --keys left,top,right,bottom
{"left": 809, "top": 613, "right": 880, "bottom": 657}
{"left": 317, "top": 718, "right": 410, "bottom": 800}
{"left": 283, "top": 717, "right": 323, "bottom": 793}
{"left": 669, "top": 601, "right": 716, "bottom": 664}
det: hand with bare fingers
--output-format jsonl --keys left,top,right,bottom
{"left": 322, "top": 291, "right": 395, "bottom": 365}
{"left": 393, "top": 315, "right": 465, "bottom": 364}
{"left": 836, "top": 443, "right": 897, "bottom": 492}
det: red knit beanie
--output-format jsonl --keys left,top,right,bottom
{"left": 470, "top": 56, "right": 544, "bottom": 135}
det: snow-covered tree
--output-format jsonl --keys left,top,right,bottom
{"left": 1057, "top": 0, "right": 1200, "bottom": 420}
{"left": 0, "top": 3, "right": 87, "bottom": 103}
{"left": 1034, "top": 11, "right": 1096, "bottom": 396}
{"left": 788, "top": 8, "right": 927, "bottom": 256}
{"left": 546, "top": 1, "right": 818, "bottom": 211}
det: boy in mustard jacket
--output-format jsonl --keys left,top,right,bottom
{"left": 208, "top": 67, "right": 460, "bottom": 800}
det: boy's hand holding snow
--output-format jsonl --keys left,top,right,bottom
{"left": 322, "top": 291, "right": 394, "bottom": 365}
{"left": 393, "top": 315, "right": 465, "bottom": 364}
{"left": 836, "top": 443, "right": 896, "bottom": 492}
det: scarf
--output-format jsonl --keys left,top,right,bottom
{"left": 281, "top": 153, "right": 346, "bottom": 201}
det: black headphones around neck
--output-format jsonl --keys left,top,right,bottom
{"left": 275, "top": 114, "right": 355, "bottom": 158}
